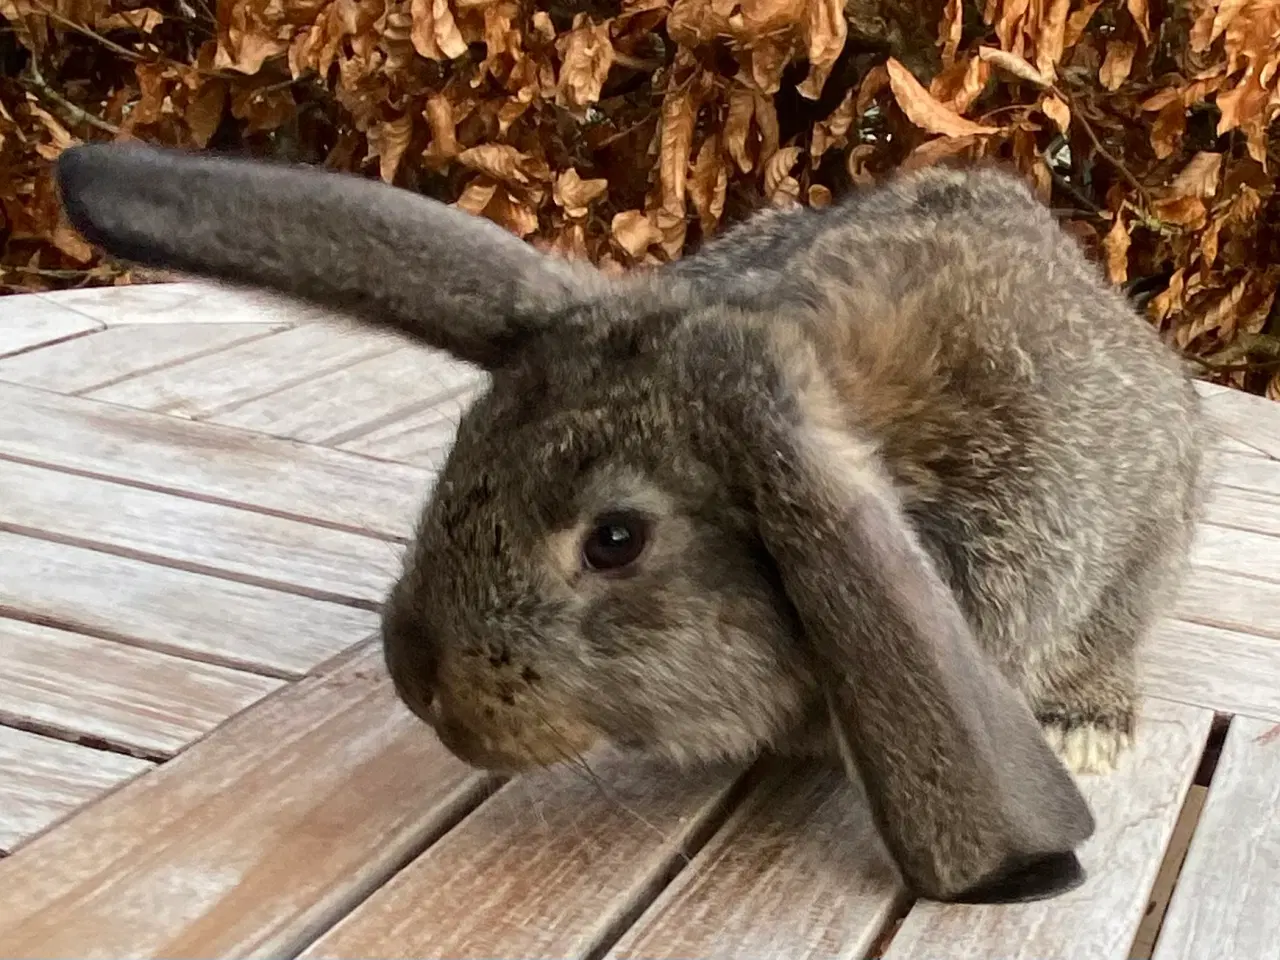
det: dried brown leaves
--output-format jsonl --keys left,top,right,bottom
{"left": 1, "top": 0, "right": 1278, "bottom": 395}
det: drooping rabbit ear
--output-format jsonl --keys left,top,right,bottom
{"left": 55, "top": 142, "right": 607, "bottom": 369}
{"left": 752, "top": 420, "right": 1095, "bottom": 903}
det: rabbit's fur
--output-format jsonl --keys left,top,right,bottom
{"left": 56, "top": 143, "right": 1206, "bottom": 904}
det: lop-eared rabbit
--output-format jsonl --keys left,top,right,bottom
{"left": 55, "top": 142, "right": 1205, "bottom": 904}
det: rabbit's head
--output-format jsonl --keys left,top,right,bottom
{"left": 57, "top": 143, "right": 1094, "bottom": 903}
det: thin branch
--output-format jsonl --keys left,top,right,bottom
{"left": 22, "top": 60, "right": 122, "bottom": 135}
{"left": 1056, "top": 89, "right": 1150, "bottom": 204}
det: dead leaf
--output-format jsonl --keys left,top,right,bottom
{"left": 458, "top": 144, "right": 542, "bottom": 185}
{"left": 1169, "top": 152, "right": 1223, "bottom": 199}
{"left": 689, "top": 134, "right": 728, "bottom": 230}
{"left": 764, "top": 144, "right": 803, "bottom": 198}
{"left": 657, "top": 86, "right": 697, "bottom": 221}
{"left": 1152, "top": 195, "right": 1208, "bottom": 229}
{"left": 1150, "top": 99, "right": 1187, "bottom": 160}
{"left": 368, "top": 114, "right": 413, "bottom": 183}
{"left": 612, "top": 210, "right": 662, "bottom": 258}
{"left": 1099, "top": 41, "right": 1137, "bottom": 91}
{"left": 553, "top": 168, "right": 609, "bottom": 217}
{"left": 886, "top": 58, "right": 1000, "bottom": 138}
{"left": 1041, "top": 93, "right": 1071, "bottom": 133}
{"left": 1103, "top": 215, "right": 1131, "bottom": 284}
{"left": 411, "top": 0, "right": 468, "bottom": 60}
{"left": 799, "top": 0, "right": 847, "bottom": 99}
{"left": 978, "top": 46, "right": 1049, "bottom": 87}
{"left": 1126, "top": 0, "right": 1151, "bottom": 45}
{"left": 557, "top": 18, "right": 615, "bottom": 111}
{"left": 808, "top": 183, "right": 832, "bottom": 207}
{"left": 725, "top": 86, "right": 756, "bottom": 173}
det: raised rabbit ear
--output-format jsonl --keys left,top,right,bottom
{"left": 752, "top": 420, "right": 1095, "bottom": 903}
{"left": 55, "top": 142, "right": 607, "bottom": 369}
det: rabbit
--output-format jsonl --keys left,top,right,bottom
{"left": 54, "top": 141, "right": 1207, "bottom": 905}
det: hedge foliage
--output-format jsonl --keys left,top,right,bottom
{"left": 1, "top": 0, "right": 1278, "bottom": 393}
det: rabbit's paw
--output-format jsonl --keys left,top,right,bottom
{"left": 1039, "top": 718, "right": 1133, "bottom": 775}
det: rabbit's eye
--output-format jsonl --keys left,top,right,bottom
{"left": 582, "top": 512, "right": 649, "bottom": 572}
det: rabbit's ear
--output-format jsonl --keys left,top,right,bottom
{"left": 753, "top": 420, "right": 1095, "bottom": 903}
{"left": 55, "top": 143, "right": 607, "bottom": 369}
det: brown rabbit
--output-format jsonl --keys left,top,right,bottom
{"left": 55, "top": 142, "right": 1207, "bottom": 904}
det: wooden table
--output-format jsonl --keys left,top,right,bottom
{"left": 0, "top": 282, "right": 1278, "bottom": 959}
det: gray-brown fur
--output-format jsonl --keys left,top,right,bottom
{"left": 55, "top": 143, "right": 1207, "bottom": 904}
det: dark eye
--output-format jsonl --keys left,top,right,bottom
{"left": 582, "top": 512, "right": 650, "bottom": 572}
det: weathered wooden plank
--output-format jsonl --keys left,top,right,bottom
{"left": 89, "top": 323, "right": 401, "bottom": 418}
{"left": 608, "top": 764, "right": 903, "bottom": 960}
{"left": 36, "top": 280, "right": 335, "bottom": 326}
{"left": 1198, "top": 384, "right": 1280, "bottom": 459}
{"left": 0, "top": 531, "right": 377, "bottom": 677}
{"left": 1175, "top": 566, "right": 1280, "bottom": 640}
{"left": 0, "top": 457, "right": 402, "bottom": 604}
{"left": 882, "top": 699, "right": 1211, "bottom": 960}
{"left": 1190, "top": 523, "right": 1280, "bottom": 585}
{"left": 302, "top": 756, "right": 746, "bottom": 959}
{"left": 1140, "top": 619, "right": 1280, "bottom": 723}
{"left": 1214, "top": 435, "right": 1270, "bottom": 458}
{"left": 1151, "top": 716, "right": 1280, "bottom": 960}
{"left": 0, "top": 294, "right": 102, "bottom": 358}
{"left": 1203, "top": 484, "right": 1280, "bottom": 538}
{"left": 1213, "top": 450, "right": 1280, "bottom": 496}
{"left": 0, "top": 323, "right": 285, "bottom": 395}
{"left": 0, "top": 647, "right": 492, "bottom": 959}
{"left": 209, "top": 347, "right": 483, "bottom": 445}
{"left": 337, "top": 385, "right": 482, "bottom": 468}
{"left": 0, "top": 725, "right": 151, "bottom": 854}
{"left": 0, "top": 382, "right": 426, "bottom": 539}
{"left": 0, "top": 618, "right": 283, "bottom": 758}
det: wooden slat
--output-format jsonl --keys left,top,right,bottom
{"left": 1212, "top": 450, "right": 1280, "bottom": 496}
{"left": 882, "top": 699, "right": 1211, "bottom": 960}
{"left": 337, "top": 385, "right": 481, "bottom": 468}
{"left": 89, "top": 323, "right": 401, "bottom": 418}
{"left": 1198, "top": 385, "right": 1280, "bottom": 459}
{"left": 0, "top": 382, "right": 426, "bottom": 539}
{"left": 0, "top": 618, "right": 283, "bottom": 758}
{"left": 608, "top": 764, "right": 903, "bottom": 960}
{"left": 0, "top": 457, "right": 402, "bottom": 604}
{"left": 208, "top": 347, "right": 482, "bottom": 445}
{"left": 1151, "top": 716, "right": 1280, "bottom": 960}
{"left": 1140, "top": 619, "right": 1280, "bottom": 723}
{"left": 0, "top": 726, "right": 150, "bottom": 854}
{"left": 1203, "top": 484, "right": 1280, "bottom": 538}
{"left": 0, "top": 323, "right": 285, "bottom": 394}
{"left": 0, "top": 531, "right": 376, "bottom": 677}
{"left": 0, "top": 294, "right": 102, "bottom": 358}
{"left": 35, "top": 280, "right": 336, "bottom": 326}
{"left": 1214, "top": 435, "right": 1270, "bottom": 458}
{"left": 302, "top": 756, "right": 745, "bottom": 959}
{"left": 0, "top": 647, "right": 491, "bottom": 959}
{"left": 1190, "top": 523, "right": 1280, "bottom": 585}
{"left": 1175, "top": 566, "right": 1280, "bottom": 640}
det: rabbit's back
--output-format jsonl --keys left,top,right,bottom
{"left": 674, "top": 166, "right": 1205, "bottom": 682}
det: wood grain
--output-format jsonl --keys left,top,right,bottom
{"left": 35, "top": 280, "right": 336, "bottom": 326}
{"left": 1140, "top": 619, "right": 1280, "bottom": 723}
{"left": 209, "top": 346, "right": 483, "bottom": 445}
{"left": 0, "top": 295, "right": 102, "bottom": 358}
{"left": 338, "top": 385, "right": 482, "bottom": 468}
{"left": 1202, "top": 484, "right": 1280, "bottom": 538}
{"left": 302, "top": 755, "right": 746, "bottom": 959}
{"left": 882, "top": 699, "right": 1212, "bottom": 960}
{"left": 1198, "top": 384, "right": 1280, "bottom": 459}
{"left": 0, "top": 323, "right": 285, "bottom": 395}
{"left": 0, "top": 725, "right": 150, "bottom": 854}
{"left": 0, "top": 647, "right": 492, "bottom": 959}
{"left": 1212, "top": 451, "right": 1280, "bottom": 496}
{"left": 0, "top": 457, "right": 402, "bottom": 604}
{"left": 0, "top": 382, "right": 426, "bottom": 539}
{"left": 1151, "top": 716, "right": 1280, "bottom": 960}
{"left": 0, "top": 618, "right": 283, "bottom": 758}
{"left": 89, "top": 323, "right": 401, "bottom": 418}
{"left": 1190, "top": 522, "right": 1280, "bottom": 584}
{"left": 608, "top": 763, "right": 903, "bottom": 960}
{"left": 0, "top": 531, "right": 377, "bottom": 677}
{"left": 1174, "top": 566, "right": 1280, "bottom": 640}
{"left": 1214, "top": 435, "right": 1269, "bottom": 458}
